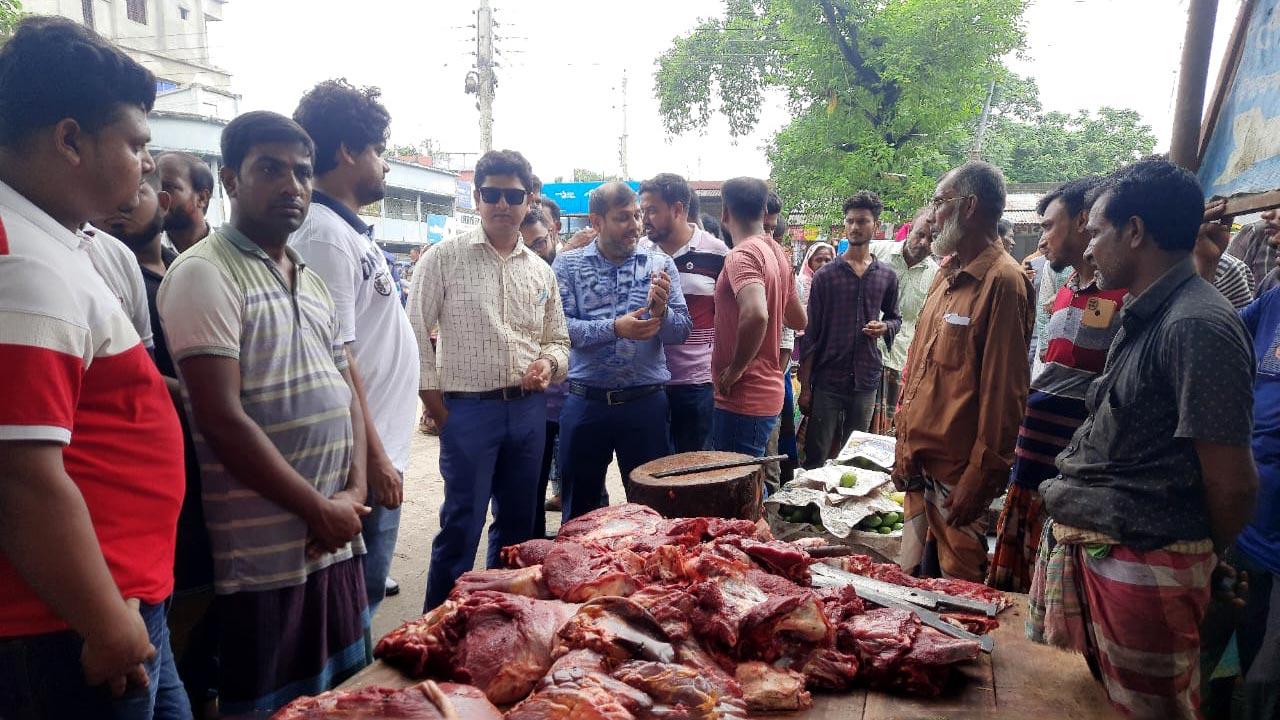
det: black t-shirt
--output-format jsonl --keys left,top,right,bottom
{"left": 139, "top": 246, "right": 179, "bottom": 378}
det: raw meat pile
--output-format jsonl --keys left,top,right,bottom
{"left": 271, "top": 680, "right": 503, "bottom": 719}
{"left": 374, "top": 504, "right": 1001, "bottom": 718}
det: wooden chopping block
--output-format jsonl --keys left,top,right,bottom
{"left": 628, "top": 451, "right": 764, "bottom": 520}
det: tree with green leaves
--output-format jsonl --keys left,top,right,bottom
{"left": 973, "top": 105, "right": 1157, "bottom": 183}
{"left": 655, "top": 0, "right": 1028, "bottom": 222}
{"left": 0, "top": 0, "right": 21, "bottom": 38}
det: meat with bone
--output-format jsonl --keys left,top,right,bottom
{"left": 733, "top": 661, "right": 813, "bottom": 713}
{"left": 542, "top": 542, "right": 646, "bottom": 602}
{"left": 452, "top": 565, "right": 550, "bottom": 599}
{"left": 838, "top": 607, "right": 981, "bottom": 696}
{"left": 689, "top": 567, "right": 830, "bottom": 661}
{"left": 269, "top": 681, "right": 502, "bottom": 720}
{"left": 556, "top": 504, "right": 668, "bottom": 551}
{"left": 555, "top": 597, "right": 677, "bottom": 664}
{"left": 503, "top": 538, "right": 556, "bottom": 568}
{"left": 374, "top": 590, "right": 580, "bottom": 705}
{"left": 611, "top": 661, "right": 750, "bottom": 720}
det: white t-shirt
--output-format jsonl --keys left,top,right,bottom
{"left": 289, "top": 201, "right": 420, "bottom": 472}
{"left": 84, "top": 226, "right": 153, "bottom": 349}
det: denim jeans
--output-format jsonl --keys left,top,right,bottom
{"left": 0, "top": 599, "right": 192, "bottom": 720}
{"left": 665, "top": 383, "right": 714, "bottom": 453}
{"left": 361, "top": 475, "right": 403, "bottom": 617}
{"left": 709, "top": 408, "right": 778, "bottom": 457}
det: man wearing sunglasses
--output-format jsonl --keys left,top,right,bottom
{"left": 409, "top": 149, "right": 569, "bottom": 610}
{"left": 892, "top": 161, "right": 1034, "bottom": 584}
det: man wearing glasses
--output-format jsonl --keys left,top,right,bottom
{"left": 408, "top": 150, "right": 570, "bottom": 610}
{"left": 892, "top": 161, "right": 1034, "bottom": 583}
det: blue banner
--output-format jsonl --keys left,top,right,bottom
{"left": 542, "top": 181, "right": 640, "bottom": 215}
{"left": 1200, "top": 0, "right": 1280, "bottom": 200}
{"left": 426, "top": 214, "right": 447, "bottom": 244}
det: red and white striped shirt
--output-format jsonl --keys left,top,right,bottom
{"left": 0, "top": 180, "right": 184, "bottom": 636}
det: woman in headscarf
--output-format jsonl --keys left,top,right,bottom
{"left": 796, "top": 241, "right": 835, "bottom": 309}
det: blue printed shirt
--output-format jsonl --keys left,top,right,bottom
{"left": 1239, "top": 288, "right": 1280, "bottom": 572}
{"left": 553, "top": 241, "right": 691, "bottom": 388}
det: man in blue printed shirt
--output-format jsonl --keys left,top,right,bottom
{"left": 553, "top": 182, "right": 692, "bottom": 520}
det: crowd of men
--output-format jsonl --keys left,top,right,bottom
{"left": 0, "top": 14, "right": 1277, "bottom": 720}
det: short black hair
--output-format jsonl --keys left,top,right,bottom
{"left": 997, "top": 218, "right": 1013, "bottom": 236}
{"left": 842, "top": 190, "right": 883, "bottom": 219}
{"left": 722, "top": 176, "right": 769, "bottom": 223}
{"left": 688, "top": 191, "right": 701, "bottom": 221}
{"left": 702, "top": 214, "right": 723, "bottom": 239}
{"left": 0, "top": 16, "right": 156, "bottom": 148}
{"left": 540, "top": 196, "right": 561, "bottom": 226}
{"left": 292, "top": 79, "right": 390, "bottom": 176}
{"left": 949, "top": 161, "right": 1006, "bottom": 221}
{"left": 531, "top": 174, "right": 543, "bottom": 194}
{"left": 221, "top": 111, "right": 315, "bottom": 174}
{"left": 1095, "top": 156, "right": 1203, "bottom": 252}
{"left": 475, "top": 149, "right": 534, "bottom": 191}
{"left": 766, "top": 191, "right": 783, "bottom": 215}
{"left": 521, "top": 207, "right": 547, "bottom": 229}
{"left": 1036, "top": 176, "right": 1103, "bottom": 217}
{"left": 588, "top": 181, "right": 636, "bottom": 216}
{"left": 159, "top": 152, "right": 215, "bottom": 195}
{"left": 639, "top": 173, "right": 692, "bottom": 215}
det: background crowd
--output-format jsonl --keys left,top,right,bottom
{"left": 0, "top": 14, "right": 1277, "bottom": 720}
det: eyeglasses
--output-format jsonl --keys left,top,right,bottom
{"left": 930, "top": 195, "right": 970, "bottom": 210}
{"left": 478, "top": 186, "right": 528, "bottom": 206}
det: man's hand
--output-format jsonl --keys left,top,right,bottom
{"left": 564, "top": 228, "right": 597, "bottom": 251}
{"left": 81, "top": 598, "right": 155, "bottom": 697}
{"left": 798, "top": 386, "right": 812, "bottom": 415}
{"left": 942, "top": 481, "right": 988, "bottom": 528}
{"left": 1023, "top": 262, "right": 1037, "bottom": 285}
{"left": 305, "top": 493, "right": 370, "bottom": 555}
{"left": 1212, "top": 559, "right": 1249, "bottom": 610}
{"left": 646, "top": 270, "right": 672, "bottom": 318}
{"left": 422, "top": 390, "right": 448, "bottom": 431}
{"left": 716, "top": 364, "right": 746, "bottom": 398}
{"left": 367, "top": 450, "right": 403, "bottom": 509}
{"left": 862, "top": 320, "right": 888, "bottom": 338}
{"left": 614, "top": 308, "right": 662, "bottom": 340}
{"left": 521, "top": 358, "right": 553, "bottom": 392}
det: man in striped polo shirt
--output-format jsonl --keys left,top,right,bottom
{"left": 989, "top": 176, "right": 1124, "bottom": 592}
{"left": 159, "top": 112, "right": 372, "bottom": 715}
{"left": 640, "top": 172, "right": 728, "bottom": 453}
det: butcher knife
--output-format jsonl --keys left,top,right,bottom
{"left": 810, "top": 564, "right": 995, "bottom": 653}
{"left": 810, "top": 562, "right": 1000, "bottom": 618}
{"left": 648, "top": 454, "right": 791, "bottom": 478}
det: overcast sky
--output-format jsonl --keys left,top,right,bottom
{"left": 206, "top": 0, "right": 1242, "bottom": 182}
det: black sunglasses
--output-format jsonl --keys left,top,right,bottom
{"left": 478, "top": 186, "right": 528, "bottom": 206}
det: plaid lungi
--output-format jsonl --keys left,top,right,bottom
{"left": 986, "top": 483, "right": 1046, "bottom": 592}
{"left": 1028, "top": 521, "right": 1215, "bottom": 719}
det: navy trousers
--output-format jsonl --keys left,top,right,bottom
{"left": 666, "top": 382, "right": 714, "bottom": 453}
{"left": 558, "top": 389, "right": 671, "bottom": 522}
{"left": 423, "top": 393, "right": 545, "bottom": 610}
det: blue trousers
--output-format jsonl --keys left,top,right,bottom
{"left": 360, "top": 478, "right": 402, "bottom": 616}
{"left": 0, "top": 599, "right": 192, "bottom": 720}
{"left": 666, "top": 382, "right": 714, "bottom": 453}
{"left": 710, "top": 407, "right": 778, "bottom": 457}
{"left": 424, "top": 394, "right": 545, "bottom": 610}
{"left": 558, "top": 390, "right": 671, "bottom": 522}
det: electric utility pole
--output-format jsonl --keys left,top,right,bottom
{"left": 476, "top": 0, "right": 496, "bottom": 152}
{"left": 618, "top": 70, "right": 630, "bottom": 179}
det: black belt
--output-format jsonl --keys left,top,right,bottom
{"left": 443, "top": 386, "right": 532, "bottom": 401}
{"left": 568, "top": 382, "right": 663, "bottom": 406}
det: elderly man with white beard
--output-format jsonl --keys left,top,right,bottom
{"left": 891, "top": 161, "right": 1035, "bottom": 582}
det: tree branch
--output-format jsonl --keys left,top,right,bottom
{"left": 817, "top": 0, "right": 881, "bottom": 89}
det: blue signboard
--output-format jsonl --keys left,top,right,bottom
{"left": 426, "top": 214, "right": 447, "bottom": 245}
{"left": 542, "top": 181, "right": 641, "bottom": 215}
{"left": 1200, "top": 0, "right": 1280, "bottom": 200}
{"left": 455, "top": 179, "right": 475, "bottom": 211}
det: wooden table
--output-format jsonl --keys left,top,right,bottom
{"left": 342, "top": 597, "right": 1120, "bottom": 719}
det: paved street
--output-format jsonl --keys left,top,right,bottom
{"left": 371, "top": 417, "right": 628, "bottom": 640}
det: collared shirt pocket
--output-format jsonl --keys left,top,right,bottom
{"left": 930, "top": 320, "right": 969, "bottom": 370}
{"left": 507, "top": 267, "right": 549, "bottom": 335}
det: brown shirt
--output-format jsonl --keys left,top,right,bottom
{"left": 894, "top": 242, "right": 1034, "bottom": 499}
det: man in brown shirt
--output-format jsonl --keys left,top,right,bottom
{"left": 893, "top": 161, "right": 1035, "bottom": 582}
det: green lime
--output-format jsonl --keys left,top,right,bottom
{"left": 892, "top": 522, "right": 904, "bottom": 531}
{"left": 862, "top": 515, "right": 883, "bottom": 529}
{"left": 840, "top": 471, "right": 857, "bottom": 488}
{"left": 877, "top": 525, "right": 893, "bottom": 534}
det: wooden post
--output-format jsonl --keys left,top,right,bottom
{"left": 1170, "top": 0, "right": 1219, "bottom": 170}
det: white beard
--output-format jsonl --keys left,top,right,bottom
{"left": 931, "top": 214, "right": 962, "bottom": 257}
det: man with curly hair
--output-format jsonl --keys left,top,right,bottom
{"left": 290, "top": 79, "right": 419, "bottom": 616}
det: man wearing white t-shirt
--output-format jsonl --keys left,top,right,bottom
{"left": 290, "top": 80, "right": 420, "bottom": 614}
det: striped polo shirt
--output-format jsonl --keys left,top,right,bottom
{"left": 158, "top": 226, "right": 362, "bottom": 595}
{"left": 642, "top": 227, "right": 728, "bottom": 384}
{"left": 1033, "top": 273, "right": 1128, "bottom": 400}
